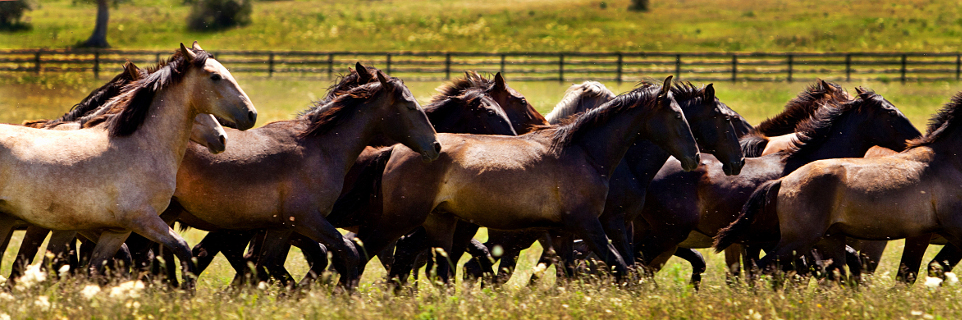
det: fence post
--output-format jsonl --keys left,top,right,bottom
{"left": 386, "top": 53, "right": 392, "bottom": 75}
{"left": 268, "top": 53, "right": 275, "bottom": 78}
{"left": 558, "top": 54, "right": 564, "bottom": 83}
{"left": 957, "top": 54, "right": 961, "bottom": 81}
{"left": 845, "top": 54, "right": 851, "bottom": 81}
{"left": 730, "top": 55, "right": 737, "bottom": 82}
{"left": 786, "top": 54, "right": 793, "bottom": 82}
{"left": 616, "top": 53, "right": 623, "bottom": 84}
{"left": 445, "top": 53, "right": 452, "bottom": 80}
{"left": 500, "top": 54, "right": 506, "bottom": 75}
{"left": 901, "top": 54, "right": 907, "bottom": 83}
{"left": 34, "top": 51, "right": 41, "bottom": 74}
{"left": 156, "top": 53, "right": 161, "bottom": 63}
{"left": 675, "top": 54, "right": 682, "bottom": 80}
{"left": 327, "top": 53, "right": 334, "bottom": 79}
{"left": 93, "top": 51, "right": 100, "bottom": 79}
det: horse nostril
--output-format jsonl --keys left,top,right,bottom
{"left": 218, "top": 135, "right": 226, "bottom": 146}
{"left": 247, "top": 111, "right": 256, "bottom": 123}
{"left": 433, "top": 141, "right": 442, "bottom": 153}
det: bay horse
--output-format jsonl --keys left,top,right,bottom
{"left": 6, "top": 61, "right": 232, "bottom": 282}
{"left": 181, "top": 68, "right": 520, "bottom": 287}
{"left": 711, "top": 91, "right": 948, "bottom": 280}
{"left": 0, "top": 42, "right": 257, "bottom": 289}
{"left": 363, "top": 76, "right": 698, "bottom": 284}
{"left": 640, "top": 88, "right": 920, "bottom": 283}
{"left": 464, "top": 80, "right": 846, "bottom": 285}
{"left": 451, "top": 80, "right": 745, "bottom": 286}
{"left": 159, "top": 70, "right": 440, "bottom": 289}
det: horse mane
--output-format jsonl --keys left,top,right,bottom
{"left": 101, "top": 49, "right": 211, "bottom": 137}
{"left": 19, "top": 62, "right": 144, "bottom": 128}
{"left": 738, "top": 132, "right": 769, "bottom": 157}
{"left": 299, "top": 79, "right": 397, "bottom": 138}
{"left": 906, "top": 91, "right": 962, "bottom": 148}
{"left": 424, "top": 86, "right": 490, "bottom": 115}
{"left": 755, "top": 80, "right": 849, "bottom": 136}
{"left": 299, "top": 66, "right": 381, "bottom": 118}
{"left": 432, "top": 71, "right": 494, "bottom": 105}
{"left": 532, "top": 82, "right": 662, "bottom": 154}
{"left": 782, "top": 90, "right": 878, "bottom": 162}
{"left": 545, "top": 81, "right": 616, "bottom": 124}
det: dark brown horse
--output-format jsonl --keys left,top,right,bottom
{"left": 714, "top": 92, "right": 962, "bottom": 282}
{"left": 180, "top": 70, "right": 524, "bottom": 286}
{"left": 157, "top": 70, "right": 439, "bottom": 289}
{"left": 360, "top": 76, "right": 698, "bottom": 284}
{"left": 443, "top": 81, "right": 746, "bottom": 286}
{"left": 640, "top": 88, "right": 921, "bottom": 283}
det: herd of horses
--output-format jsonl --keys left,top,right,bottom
{"left": 2, "top": 42, "right": 962, "bottom": 293}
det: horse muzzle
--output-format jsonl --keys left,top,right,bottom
{"left": 420, "top": 141, "right": 442, "bottom": 162}
{"left": 680, "top": 153, "right": 701, "bottom": 172}
{"left": 722, "top": 157, "right": 745, "bottom": 176}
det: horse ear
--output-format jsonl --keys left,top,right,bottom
{"left": 191, "top": 41, "right": 204, "bottom": 51}
{"left": 123, "top": 61, "right": 140, "bottom": 80}
{"left": 356, "top": 62, "right": 374, "bottom": 83}
{"left": 376, "top": 70, "right": 391, "bottom": 88}
{"left": 659, "top": 75, "right": 673, "bottom": 96}
{"left": 854, "top": 86, "right": 865, "bottom": 95}
{"left": 493, "top": 72, "right": 507, "bottom": 91}
{"left": 818, "top": 78, "right": 830, "bottom": 89}
{"left": 856, "top": 87, "right": 873, "bottom": 99}
{"left": 180, "top": 43, "right": 197, "bottom": 62}
{"left": 704, "top": 83, "right": 715, "bottom": 101}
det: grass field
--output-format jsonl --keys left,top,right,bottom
{"left": 4, "top": 0, "right": 962, "bottom": 52}
{"left": 2, "top": 73, "right": 962, "bottom": 318}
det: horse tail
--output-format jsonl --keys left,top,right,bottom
{"left": 739, "top": 133, "right": 769, "bottom": 157}
{"left": 714, "top": 179, "right": 781, "bottom": 252}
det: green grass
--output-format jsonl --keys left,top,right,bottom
{"left": 4, "top": 0, "right": 962, "bottom": 52}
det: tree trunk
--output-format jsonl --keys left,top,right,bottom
{"left": 80, "top": 0, "right": 110, "bottom": 48}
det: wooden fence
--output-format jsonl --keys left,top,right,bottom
{"left": 2, "top": 49, "right": 962, "bottom": 83}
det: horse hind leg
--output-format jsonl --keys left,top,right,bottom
{"left": 126, "top": 214, "right": 198, "bottom": 291}
{"left": 565, "top": 216, "right": 628, "bottom": 281}
{"left": 930, "top": 243, "right": 962, "bottom": 277}
{"left": 897, "top": 233, "right": 932, "bottom": 284}
{"left": 81, "top": 230, "right": 133, "bottom": 283}
{"left": 10, "top": 226, "right": 49, "bottom": 279}
{"left": 288, "top": 212, "right": 360, "bottom": 290}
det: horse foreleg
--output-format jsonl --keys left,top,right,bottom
{"left": 290, "top": 233, "right": 327, "bottom": 286}
{"left": 42, "top": 231, "right": 78, "bottom": 275}
{"left": 10, "top": 226, "right": 49, "bottom": 279}
{"left": 83, "top": 231, "right": 132, "bottom": 282}
{"left": 930, "top": 243, "right": 962, "bottom": 277}
{"left": 252, "top": 230, "right": 294, "bottom": 286}
{"left": 567, "top": 217, "right": 627, "bottom": 281}
{"left": 600, "top": 213, "right": 635, "bottom": 270}
{"left": 724, "top": 244, "right": 743, "bottom": 284}
{"left": 127, "top": 215, "right": 197, "bottom": 291}
{"left": 897, "top": 233, "right": 932, "bottom": 284}
{"left": 447, "top": 222, "right": 481, "bottom": 280}
{"left": 674, "top": 248, "right": 706, "bottom": 289}
{"left": 420, "top": 214, "right": 459, "bottom": 284}
{"left": 291, "top": 213, "right": 360, "bottom": 290}
{"left": 855, "top": 240, "right": 887, "bottom": 274}
{"left": 388, "top": 228, "right": 429, "bottom": 286}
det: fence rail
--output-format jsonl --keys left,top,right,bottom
{"left": 2, "top": 49, "right": 962, "bottom": 83}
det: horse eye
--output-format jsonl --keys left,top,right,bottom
{"left": 675, "top": 113, "right": 683, "bottom": 119}
{"left": 210, "top": 73, "right": 222, "bottom": 81}
{"left": 487, "top": 110, "right": 496, "bottom": 116}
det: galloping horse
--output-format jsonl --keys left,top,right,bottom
{"left": 712, "top": 91, "right": 954, "bottom": 279}
{"left": 161, "top": 70, "right": 440, "bottom": 289}
{"left": 360, "top": 76, "right": 698, "bottom": 283}
{"left": 5, "top": 61, "right": 231, "bottom": 281}
{"left": 0, "top": 42, "right": 257, "bottom": 288}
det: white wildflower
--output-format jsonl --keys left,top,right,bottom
{"left": 747, "top": 309, "right": 763, "bottom": 320}
{"left": 945, "top": 272, "right": 959, "bottom": 285}
{"left": 532, "top": 263, "right": 547, "bottom": 278}
{"left": 34, "top": 296, "right": 50, "bottom": 310}
{"left": 81, "top": 285, "right": 102, "bottom": 300}
{"left": 15, "top": 264, "right": 47, "bottom": 290}
{"left": 257, "top": 281, "right": 269, "bottom": 290}
{"left": 0, "top": 292, "right": 13, "bottom": 302}
{"left": 911, "top": 311, "right": 924, "bottom": 316}
{"left": 57, "top": 264, "right": 70, "bottom": 275}
{"left": 924, "top": 314, "right": 935, "bottom": 319}
{"left": 0, "top": 313, "right": 9, "bottom": 320}
{"left": 924, "top": 276, "right": 943, "bottom": 288}
{"left": 109, "top": 280, "right": 145, "bottom": 299}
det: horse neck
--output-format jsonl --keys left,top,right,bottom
{"left": 564, "top": 106, "right": 655, "bottom": 178}
{"left": 310, "top": 104, "right": 382, "bottom": 178}
{"left": 781, "top": 117, "right": 876, "bottom": 173}
{"left": 125, "top": 86, "right": 196, "bottom": 174}
{"left": 621, "top": 139, "right": 672, "bottom": 185}
{"left": 424, "top": 101, "right": 460, "bottom": 133}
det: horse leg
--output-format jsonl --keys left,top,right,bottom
{"left": 930, "top": 244, "right": 962, "bottom": 277}
{"left": 83, "top": 231, "right": 132, "bottom": 282}
{"left": 448, "top": 222, "right": 481, "bottom": 280}
{"left": 420, "top": 214, "right": 459, "bottom": 284}
{"left": 11, "top": 226, "right": 49, "bottom": 279}
{"left": 463, "top": 238, "right": 494, "bottom": 283}
{"left": 812, "top": 234, "right": 851, "bottom": 284}
{"left": 897, "top": 233, "right": 932, "bottom": 284}
{"left": 388, "top": 228, "right": 429, "bottom": 286}
{"left": 289, "top": 213, "right": 360, "bottom": 289}
{"left": 126, "top": 214, "right": 198, "bottom": 290}
{"left": 673, "top": 248, "right": 706, "bottom": 289}
{"left": 123, "top": 232, "right": 156, "bottom": 280}
{"left": 566, "top": 217, "right": 627, "bottom": 281}
{"left": 42, "top": 231, "right": 78, "bottom": 276}
{"left": 290, "top": 233, "right": 327, "bottom": 285}
{"left": 855, "top": 240, "right": 887, "bottom": 274}
{"left": 252, "top": 230, "right": 294, "bottom": 286}
{"left": 724, "top": 244, "right": 743, "bottom": 284}
{"left": 599, "top": 211, "right": 635, "bottom": 270}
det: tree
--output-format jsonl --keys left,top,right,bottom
{"left": 0, "top": 0, "right": 34, "bottom": 31}
{"left": 629, "top": 0, "right": 649, "bottom": 12}
{"left": 79, "top": 0, "right": 110, "bottom": 47}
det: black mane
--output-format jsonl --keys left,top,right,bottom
{"left": 300, "top": 79, "right": 399, "bottom": 138}
{"left": 907, "top": 91, "right": 962, "bottom": 148}
{"left": 299, "top": 65, "right": 381, "bottom": 118}
{"left": 755, "top": 80, "right": 850, "bottom": 136}
{"left": 782, "top": 90, "right": 880, "bottom": 162}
